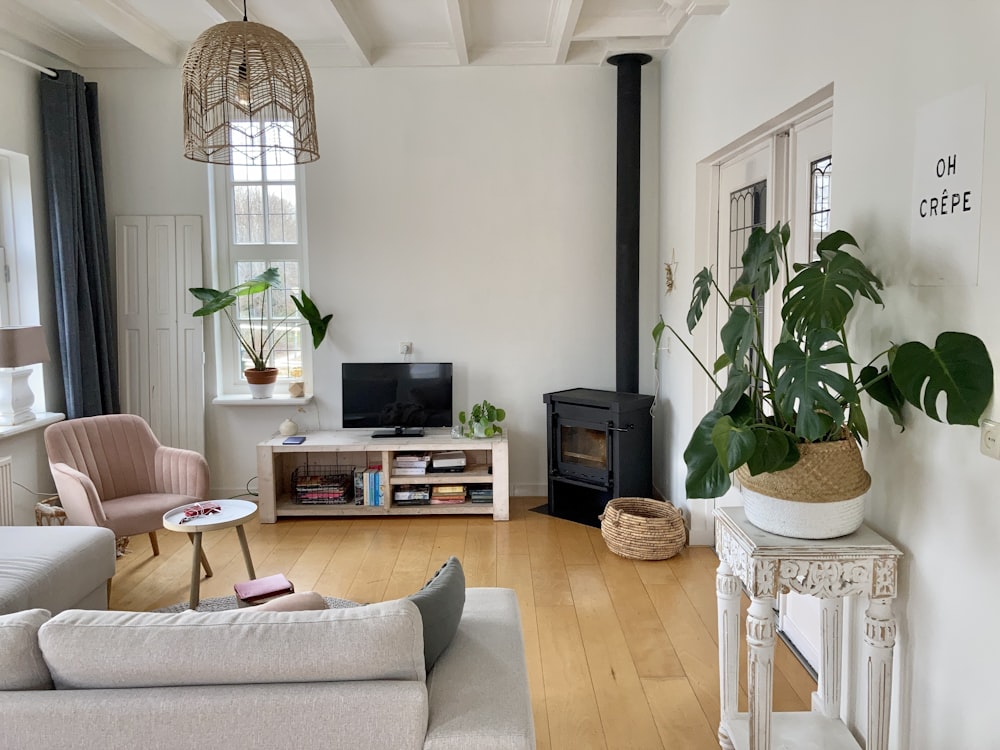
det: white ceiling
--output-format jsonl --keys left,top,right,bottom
{"left": 0, "top": 0, "right": 728, "bottom": 70}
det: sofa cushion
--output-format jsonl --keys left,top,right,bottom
{"left": 39, "top": 598, "right": 426, "bottom": 689}
{"left": 0, "top": 526, "right": 116, "bottom": 615}
{"left": 0, "top": 609, "right": 53, "bottom": 690}
{"left": 407, "top": 556, "right": 465, "bottom": 670}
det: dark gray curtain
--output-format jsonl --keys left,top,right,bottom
{"left": 39, "top": 70, "right": 119, "bottom": 418}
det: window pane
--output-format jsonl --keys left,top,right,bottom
{"left": 266, "top": 185, "right": 297, "bottom": 243}
{"left": 809, "top": 156, "right": 833, "bottom": 259}
{"left": 230, "top": 122, "right": 263, "bottom": 179}
{"left": 233, "top": 185, "right": 264, "bottom": 244}
{"left": 264, "top": 123, "right": 296, "bottom": 182}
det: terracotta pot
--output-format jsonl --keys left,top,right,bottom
{"left": 734, "top": 438, "right": 871, "bottom": 539}
{"left": 245, "top": 367, "right": 278, "bottom": 399}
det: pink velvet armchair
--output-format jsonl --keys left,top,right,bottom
{"left": 44, "top": 415, "right": 210, "bottom": 559}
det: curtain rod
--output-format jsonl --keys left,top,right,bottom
{"left": 0, "top": 49, "right": 57, "bottom": 78}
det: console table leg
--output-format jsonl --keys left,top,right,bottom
{"left": 814, "top": 596, "right": 843, "bottom": 718}
{"left": 865, "top": 597, "right": 896, "bottom": 750}
{"left": 717, "top": 561, "right": 740, "bottom": 748}
{"left": 747, "top": 596, "right": 776, "bottom": 750}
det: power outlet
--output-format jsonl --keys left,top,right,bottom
{"left": 981, "top": 419, "right": 1000, "bottom": 459}
{"left": 399, "top": 341, "right": 412, "bottom": 355}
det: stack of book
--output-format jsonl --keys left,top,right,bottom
{"left": 392, "top": 453, "right": 431, "bottom": 476}
{"left": 354, "top": 465, "right": 384, "bottom": 506}
{"left": 430, "top": 485, "right": 466, "bottom": 504}
{"left": 393, "top": 485, "right": 431, "bottom": 506}
{"left": 430, "top": 451, "right": 466, "bottom": 472}
{"left": 469, "top": 487, "right": 493, "bottom": 504}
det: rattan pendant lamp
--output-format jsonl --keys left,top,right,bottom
{"left": 182, "top": 0, "right": 319, "bottom": 164}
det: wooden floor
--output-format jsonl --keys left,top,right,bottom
{"left": 113, "top": 496, "right": 815, "bottom": 750}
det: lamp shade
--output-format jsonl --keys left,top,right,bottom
{"left": 0, "top": 326, "right": 49, "bottom": 368}
{"left": 182, "top": 20, "right": 320, "bottom": 165}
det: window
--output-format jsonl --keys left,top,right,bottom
{"left": 212, "top": 122, "right": 308, "bottom": 393}
{"left": 808, "top": 156, "right": 832, "bottom": 258}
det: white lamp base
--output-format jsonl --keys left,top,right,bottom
{"left": 0, "top": 368, "right": 37, "bottom": 426}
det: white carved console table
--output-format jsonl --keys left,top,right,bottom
{"left": 714, "top": 507, "right": 902, "bottom": 750}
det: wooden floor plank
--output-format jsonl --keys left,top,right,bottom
{"left": 642, "top": 677, "right": 721, "bottom": 750}
{"left": 566, "top": 564, "right": 664, "bottom": 749}
{"left": 536, "top": 604, "right": 607, "bottom": 749}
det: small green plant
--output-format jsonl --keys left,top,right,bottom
{"left": 189, "top": 267, "right": 332, "bottom": 372}
{"left": 458, "top": 400, "right": 506, "bottom": 438}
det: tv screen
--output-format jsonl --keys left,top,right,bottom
{"left": 342, "top": 362, "right": 453, "bottom": 430}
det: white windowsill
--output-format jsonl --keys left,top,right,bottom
{"left": 0, "top": 411, "right": 65, "bottom": 440}
{"left": 212, "top": 394, "right": 314, "bottom": 406}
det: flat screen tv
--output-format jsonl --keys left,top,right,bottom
{"left": 342, "top": 362, "right": 453, "bottom": 437}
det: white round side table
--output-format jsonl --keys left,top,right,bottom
{"left": 163, "top": 499, "right": 259, "bottom": 610}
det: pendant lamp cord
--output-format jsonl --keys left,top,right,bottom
{"left": 242, "top": 0, "right": 248, "bottom": 22}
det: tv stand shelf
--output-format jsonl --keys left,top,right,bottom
{"left": 256, "top": 430, "right": 509, "bottom": 522}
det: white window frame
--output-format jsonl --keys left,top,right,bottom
{"left": 209, "top": 160, "right": 311, "bottom": 396}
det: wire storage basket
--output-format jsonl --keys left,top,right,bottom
{"left": 291, "top": 466, "right": 354, "bottom": 505}
{"left": 599, "top": 497, "right": 686, "bottom": 561}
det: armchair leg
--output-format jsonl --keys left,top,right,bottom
{"left": 106, "top": 578, "right": 112, "bottom": 609}
{"left": 148, "top": 531, "right": 160, "bottom": 556}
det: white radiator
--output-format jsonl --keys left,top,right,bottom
{"left": 0, "top": 456, "right": 13, "bottom": 525}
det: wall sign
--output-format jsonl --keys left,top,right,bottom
{"left": 909, "top": 85, "right": 986, "bottom": 286}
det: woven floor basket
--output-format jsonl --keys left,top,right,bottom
{"left": 600, "top": 498, "right": 686, "bottom": 561}
{"left": 734, "top": 438, "right": 871, "bottom": 503}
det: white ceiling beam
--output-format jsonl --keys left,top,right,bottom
{"left": 686, "top": 0, "right": 730, "bottom": 15}
{"left": 76, "top": 0, "right": 180, "bottom": 66}
{"left": 551, "top": 0, "right": 584, "bottom": 64}
{"left": 202, "top": 0, "right": 245, "bottom": 24}
{"left": 444, "top": 0, "right": 469, "bottom": 65}
{"left": 324, "top": 0, "right": 374, "bottom": 67}
{"left": 0, "top": 3, "right": 86, "bottom": 66}
{"left": 573, "top": 15, "right": 676, "bottom": 41}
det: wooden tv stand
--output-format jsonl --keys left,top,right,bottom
{"left": 256, "top": 430, "right": 509, "bottom": 523}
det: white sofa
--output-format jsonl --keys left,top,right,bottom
{"left": 0, "top": 587, "right": 535, "bottom": 750}
{"left": 0, "top": 526, "right": 116, "bottom": 614}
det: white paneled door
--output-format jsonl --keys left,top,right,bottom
{"left": 116, "top": 216, "right": 204, "bottom": 454}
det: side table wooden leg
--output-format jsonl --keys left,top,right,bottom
{"left": 865, "top": 597, "right": 897, "bottom": 750}
{"left": 236, "top": 524, "right": 256, "bottom": 579}
{"left": 189, "top": 531, "right": 203, "bottom": 610}
{"left": 716, "top": 561, "right": 740, "bottom": 749}
{"left": 746, "top": 596, "right": 776, "bottom": 750}
{"left": 814, "top": 597, "right": 843, "bottom": 718}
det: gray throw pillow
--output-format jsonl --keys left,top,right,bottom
{"left": 407, "top": 556, "right": 465, "bottom": 671}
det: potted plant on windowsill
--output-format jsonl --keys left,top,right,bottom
{"left": 189, "top": 268, "right": 332, "bottom": 399}
{"left": 656, "top": 222, "right": 993, "bottom": 538}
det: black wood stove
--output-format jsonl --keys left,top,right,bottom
{"left": 543, "top": 388, "right": 653, "bottom": 525}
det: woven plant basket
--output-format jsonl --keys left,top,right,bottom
{"left": 600, "top": 498, "right": 686, "bottom": 561}
{"left": 734, "top": 438, "right": 871, "bottom": 539}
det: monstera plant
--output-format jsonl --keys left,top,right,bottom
{"left": 656, "top": 222, "right": 994, "bottom": 502}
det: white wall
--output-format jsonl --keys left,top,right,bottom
{"left": 657, "top": 1, "right": 1000, "bottom": 747}
{"left": 88, "top": 64, "right": 661, "bottom": 498}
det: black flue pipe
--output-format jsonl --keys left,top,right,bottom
{"left": 607, "top": 53, "right": 650, "bottom": 394}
